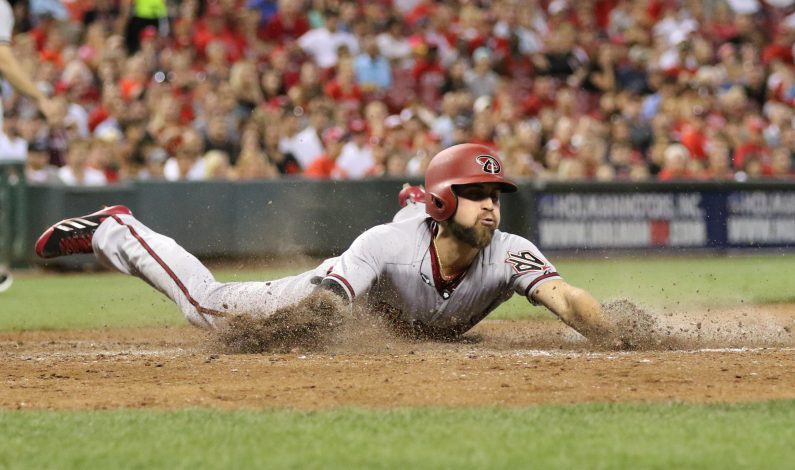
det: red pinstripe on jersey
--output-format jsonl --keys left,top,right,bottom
{"left": 111, "top": 215, "right": 226, "bottom": 327}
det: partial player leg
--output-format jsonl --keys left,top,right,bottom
{"left": 0, "top": 267, "right": 12, "bottom": 294}
{"left": 35, "top": 207, "right": 321, "bottom": 329}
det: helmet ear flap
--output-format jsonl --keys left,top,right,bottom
{"left": 425, "top": 190, "right": 456, "bottom": 220}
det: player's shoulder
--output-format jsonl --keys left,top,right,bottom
{"left": 383, "top": 212, "right": 432, "bottom": 236}
{"left": 356, "top": 216, "right": 429, "bottom": 254}
{"left": 490, "top": 230, "right": 541, "bottom": 252}
{"left": 486, "top": 230, "right": 546, "bottom": 263}
{"left": 487, "top": 230, "right": 555, "bottom": 277}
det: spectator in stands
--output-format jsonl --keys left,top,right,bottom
{"left": 465, "top": 47, "right": 499, "bottom": 99}
{"left": 204, "top": 115, "right": 241, "bottom": 166}
{"left": 298, "top": 7, "right": 359, "bottom": 70}
{"left": 354, "top": 34, "right": 392, "bottom": 92}
{"left": 233, "top": 123, "right": 274, "bottom": 179}
{"left": 25, "top": 138, "right": 60, "bottom": 184}
{"left": 535, "top": 21, "right": 587, "bottom": 82}
{"left": 278, "top": 105, "right": 324, "bottom": 170}
{"left": 38, "top": 96, "right": 70, "bottom": 167}
{"left": 703, "top": 137, "right": 734, "bottom": 180}
{"left": 362, "top": 100, "right": 387, "bottom": 141}
{"left": 203, "top": 149, "right": 233, "bottom": 180}
{"left": 412, "top": 44, "right": 446, "bottom": 109}
{"left": 164, "top": 129, "right": 206, "bottom": 181}
{"left": 229, "top": 60, "right": 264, "bottom": 121}
{"left": 258, "top": 0, "right": 309, "bottom": 44}
{"left": 337, "top": 118, "right": 374, "bottom": 179}
{"left": 734, "top": 116, "right": 772, "bottom": 173}
{"left": 247, "top": 0, "right": 279, "bottom": 28}
{"left": 138, "top": 144, "right": 167, "bottom": 181}
{"left": 376, "top": 16, "right": 412, "bottom": 66}
{"left": 304, "top": 126, "right": 346, "bottom": 179}
{"left": 283, "top": 61, "right": 319, "bottom": 108}
{"left": 91, "top": 127, "right": 123, "bottom": 183}
{"left": 259, "top": 120, "right": 300, "bottom": 175}
{"left": 58, "top": 138, "right": 107, "bottom": 186}
{"left": 236, "top": 148, "right": 276, "bottom": 180}
{"left": 324, "top": 58, "right": 363, "bottom": 114}
{"left": 0, "top": 114, "right": 26, "bottom": 161}
{"left": 260, "top": 68, "right": 287, "bottom": 104}
{"left": 3, "top": 0, "right": 795, "bottom": 185}
{"left": 192, "top": 3, "right": 245, "bottom": 63}
{"left": 657, "top": 143, "right": 692, "bottom": 181}
{"left": 120, "top": 0, "right": 167, "bottom": 54}
{"left": 770, "top": 147, "right": 794, "bottom": 179}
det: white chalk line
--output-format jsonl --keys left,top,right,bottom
{"left": 509, "top": 346, "right": 795, "bottom": 359}
{"left": 1, "top": 348, "right": 197, "bottom": 361}
{"left": 2, "top": 346, "right": 795, "bottom": 362}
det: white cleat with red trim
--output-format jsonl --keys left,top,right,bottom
{"left": 35, "top": 205, "right": 133, "bottom": 258}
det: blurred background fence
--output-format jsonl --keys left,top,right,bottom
{"left": 0, "top": 162, "right": 28, "bottom": 269}
{"left": 3, "top": 179, "right": 794, "bottom": 268}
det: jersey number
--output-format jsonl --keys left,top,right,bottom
{"left": 505, "top": 250, "right": 550, "bottom": 275}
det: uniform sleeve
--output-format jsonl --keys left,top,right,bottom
{"left": 0, "top": 1, "right": 14, "bottom": 45}
{"left": 322, "top": 225, "right": 393, "bottom": 301}
{"left": 503, "top": 235, "right": 562, "bottom": 299}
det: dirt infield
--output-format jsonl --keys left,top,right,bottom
{"left": 2, "top": 304, "right": 795, "bottom": 410}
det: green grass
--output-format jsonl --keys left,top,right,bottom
{"left": 2, "top": 254, "right": 794, "bottom": 330}
{"left": 498, "top": 252, "right": 795, "bottom": 319}
{"left": 0, "top": 267, "right": 303, "bottom": 331}
{"left": 3, "top": 258, "right": 795, "bottom": 468}
{"left": 2, "top": 401, "right": 794, "bottom": 469}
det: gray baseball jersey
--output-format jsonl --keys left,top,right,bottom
{"left": 321, "top": 205, "right": 560, "bottom": 334}
{"left": 91, "top": 203, "right": 560, "bottom": 332}
{"left": 0, "top": 1, "right": 12, "bottom": 45}
{"left": 0, "top": 0, "right": 13, "bottom": 127}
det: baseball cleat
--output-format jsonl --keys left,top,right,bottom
{"left": 35, "top": 205, "right": 132, "bottom": 258}
{"left": 0, "top": 271, "right": 12, "bottom": 293}
{"left": 398, "top": 184, "right": 426, "bottom": 207}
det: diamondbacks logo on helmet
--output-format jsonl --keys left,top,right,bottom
{"left": 476, "top": 155, "right": 501, "bottom": 174}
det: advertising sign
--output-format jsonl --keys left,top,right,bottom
{"left": 536, "top": 189, "right": 795, "bottom": 250}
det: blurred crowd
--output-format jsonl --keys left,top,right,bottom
{"left": 1, "top": 0, "right": 795, "bottom": 185}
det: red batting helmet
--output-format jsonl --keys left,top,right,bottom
{"left": 424, "top": 143, "right": 517, "bottom": 221}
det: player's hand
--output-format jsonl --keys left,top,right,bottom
{"left": 611, "top": 336, "right": 636, "bottom": 350}
{"left": 37, "top": 97, "right": 59, "bottom": 125}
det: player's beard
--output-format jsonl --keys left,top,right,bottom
{"left": 446, "top": 218, "right": 496, "bottom": 249}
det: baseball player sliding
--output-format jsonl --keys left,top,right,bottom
{"left": 35, "top": 144, "right": 620, "bottom": 345}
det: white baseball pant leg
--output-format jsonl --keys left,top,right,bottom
{"left": 91, "top": 213, "right": 326, "bottom": 329}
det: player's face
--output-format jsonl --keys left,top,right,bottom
{"left": 448, "top": 183, "right": 501, "bottom": 248}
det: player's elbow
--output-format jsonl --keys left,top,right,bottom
{"left": 317, "top": 278, "right": 352, "bottom": 303}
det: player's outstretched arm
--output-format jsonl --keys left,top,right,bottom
{"left": 531, "top": 279, "right": 615, "bottom": 345}
{"left": 0, "top": 44, "right": 57, "bottom": 123}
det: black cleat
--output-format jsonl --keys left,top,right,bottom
{"left": 35, "top": 205, "right": 132, "bottom": 258}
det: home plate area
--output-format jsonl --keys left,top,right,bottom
{"left": 2, "top": 304, "right": 794, "bottom": 410}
